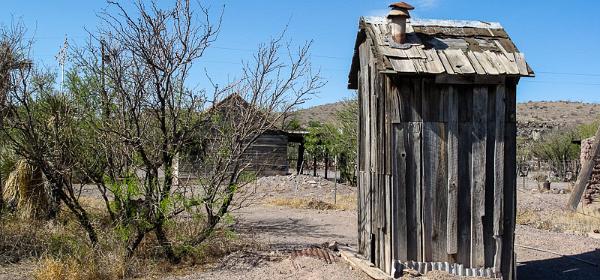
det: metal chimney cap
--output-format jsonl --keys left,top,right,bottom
{"left": 389, "top": 2, "right": 414, "bottom": 10}
{"left": 388, "top": 9, "right": 411, "bottom": 18}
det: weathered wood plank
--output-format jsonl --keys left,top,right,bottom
{"left": 434, "top": 74, "right": 505, "bottom": 85}
{"left": 484, "top": 50, "right": 506, "bottom": 75}
{"left": 466, "top": 51, "right": 486, "bottom": 75}
{"left": 406, "top": 122, "right": 423, "bottom": 261}
{"left": 443, "top": 49, "right": 476, "bottom": 74}
{"left": 423, "top": 49, "right": 445, "bottom": 74}
{"left": 457, "top": 121, "right": 472, "bottom": 266}
{"left": 384, "top": 175, "right": 392, "bottom": 274}
{"left": 421, "top": 81, "right": 446, "bottom": 122}
{"left": 422, "top": 122, "right": 435, "bottom": 262}
{"left": 473, "top": 51, "right": 499, "bottom": 75}
{"left": 423, "top": 121, "right": 449, "bottom": 262}
{"left": 483, "top": 88, "right": 497, "bottom": 268}
{"left": 340, "top": 248, "right": 393, "bottom": 280}
{"left": 471, "top": 86, "right": 488, "bottom": 268}
{"left": 390, "top": 58, "right": 417, "bottom": 73}
{"left": 393, "top": 124, "right": 408, "bottom": 263}
{"left": 568, "top": 126, "right": 600, "bottom": 209}
{"left": 446, "top": 86, "right": 459, "bottom": 256}
{"left": 501, "top": 120, "right": 517, "bottom": 280}
{"left": 514, "top": 53, "right": 530, "bottom": 76}
{"left": 493, "top": 84, "right": 506, "bottom": 273}
{"left": 437, "top": 50, "right": 455, "bottom": 75}
{"left": 394, "top": 77, "right": 423, "bottom": 123}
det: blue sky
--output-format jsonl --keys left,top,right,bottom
{"left": 2, "top": 0, "right": 599, "bottom": 108}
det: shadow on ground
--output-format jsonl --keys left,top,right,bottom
{"left": 518, "top": 249, "right": 600, "bottom": 280}
{"left": 236, "top": 217, "right": 349, "bottom": 239}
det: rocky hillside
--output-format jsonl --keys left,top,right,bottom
{"left": 517, "top": 101, "right": 600, "bottom": 139}
{"left": 293, "top": 100, "right": 600, "bottom": 138}
{"left": 291, "top": 101, "right": 347, "bottom": 127}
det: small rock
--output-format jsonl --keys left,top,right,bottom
{"left": 403, "top": 268, "right": 421, "bottom": 277}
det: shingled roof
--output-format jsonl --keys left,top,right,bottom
{"left": 348, "top": 17, "right": 534, "bottom": 89}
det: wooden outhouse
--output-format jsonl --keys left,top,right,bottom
{"left": 347, "top": 2, "right": 534, "bottom": 279}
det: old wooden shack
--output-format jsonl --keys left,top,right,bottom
{"left": 203, "top": 94, "right": 305, "bottom": 176}
{"left": 347, "top": 2, "right": 534, "bottom": 279}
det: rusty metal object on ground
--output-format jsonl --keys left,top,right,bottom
{"left": 290, "top": 246, "right": 337, "bottom": 265}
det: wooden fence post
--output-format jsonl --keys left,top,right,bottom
{"left": 567, "top": 126, "right": 600, "bottom": 210}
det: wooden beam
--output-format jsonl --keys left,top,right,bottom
{"left": 471, "top": 86, "right": 488, "bottom": 268}
{"left": 435, "top": 74, "right": 506, "bottom": 85}
{"left": 340, "top": 248, "right": 394, "bottom": 280}
{"left": 493, "top": 84, "right": 506, "bottom": 273}
{"left": 446, "top": 86, "right": 459, "bottom": 255}
{"left": 568, "top": 126, "right": 600, "bottom": 210}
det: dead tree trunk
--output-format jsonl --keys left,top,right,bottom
{"left": 568, "top": 127, "right": 600, "bottom": 210}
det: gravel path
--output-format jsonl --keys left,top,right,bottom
{"left": 166, "top": 204, "right": 368, "bottom": 280}
{"left": 177, "top": 175, "right": 600, "bottom": 280}
{"left": 515, "top": 225, "right": 600, "bottom": 279}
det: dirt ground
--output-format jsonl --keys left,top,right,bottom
{"left": 3, "top": 174, "right": 600, "bottom": 279}
{"left": 172, "top": 174, "right": 600, "bottom": 279}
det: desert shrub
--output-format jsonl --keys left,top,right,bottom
{"left": 1, "top": 199, "right": 258, "bottom": 280}
{"left": 2, "top": 160, "right": 49, "bottom": 219}
{"left": 532, "top": 129, "right": 579, "bottom": 179}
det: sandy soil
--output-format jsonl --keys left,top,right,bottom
{"left": 4, "top": 174, "right": 600, "bottom": 279}
{"left": 176, "top": 175, "right": 600, "bottom": 279}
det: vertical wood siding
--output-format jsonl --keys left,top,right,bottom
{"left": 356, "top": 46, "right": 518, "bottom": 278}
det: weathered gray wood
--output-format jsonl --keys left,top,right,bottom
{"left": 568, "top": 126, "right": 600, "bottom": 209}
{"left": 446, "top": 86, "right": 459, "bottom": 255}
{"left": 340, "top": 248, "right": 393, "bottom": 280}
{"left": 384, "top": 175, "right": 392, "bottom": 274}
{"left": 390, "top": 58, "right": 417, "bottom": 73}
{"left": 437, "top": 50, "right": 455, "bottom": 75}
{"left": 473, "top": 51, "right": 499, "bottom": 75}
{"left": 421, "top": 81, "right": 446, "bottom": 122}
{"left": 406, "top": 122, "right": 422, "bottom": 261}
{"left": 387, "top": 77, "right": 401, "bottom": 123}
{"left": 483, "top": 90, "right": 497, "bottom": 268}
{"left": 422, "top": 122, "right": 435, "bottom": 261}
{"left": 434, "top": 74, "right": 505, "bottom": 85}
{"left": 501, "top": 79, "right": 518, "bottom": 280}
{"left": 442, "top": 49, "right": 476, "bottom": 74}
{"left": 466, "top": 51, "right": 486, "bottom": 75}
{"left": 514, "top": 53, "right": 530, "bottom": 76}
{"left": 493, "top": 84, "right": 506, "bottom": 273}
{"left": 423, "top": 121, "right": 449, "bottom": 261}
{"left": 502, "top": 122, "right": 517, "bottom": 280}
{"left": 471, "top": 86, "right": 488, "bottom": 268}
{"left": 457, "top": 121, "right": 472, "bottom": 267}
{"left": 393, "top": 124, "right": 408, "bottom": 262}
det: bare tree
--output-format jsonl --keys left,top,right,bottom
{"left": 187, "top": 33, "right": 324, "bottom": 245}
{"left": 2, "top": 66, "right": 101, "bottom": 246}
{"left": 74, "top": 0, "right": 222, "bottom": 262}
{"left": 71, "top": 0, "right": 323, "bottom": 261}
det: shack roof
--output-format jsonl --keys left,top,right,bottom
{"left": 348, "top": 17, "right": 534, "bottom": 89}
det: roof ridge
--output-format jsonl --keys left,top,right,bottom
{"left": 362, "top": 16, "right": 503, "bottom": 29}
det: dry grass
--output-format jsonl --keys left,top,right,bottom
{"left": 1, "top": 196, "right": 262, "bottom": 280}
{"left": 2, "top": 160, "right": 49, "bottom": 219}
{"left": 267, "top": 194, "right": 356, "bottom": 211}
{"left": 516, "top": 207, "right": 600, "bottom": 233}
